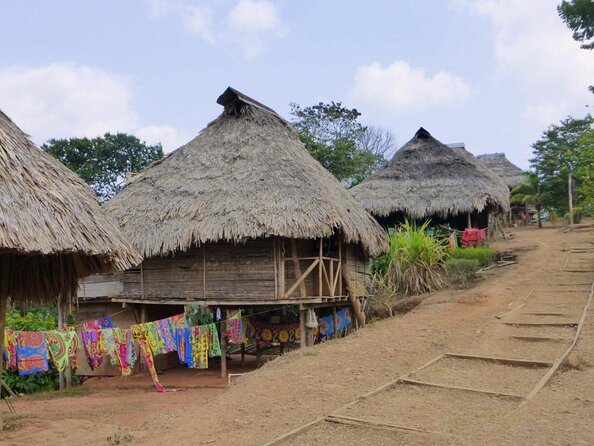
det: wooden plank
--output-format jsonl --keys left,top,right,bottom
{"left": 324, "top": 414, "right": 437, "bottom": 435}
{"left": 511, "top": 336, "right": 573, "bottom": 342}
{"left": 444, "top": 353, "right": 553, "bottom": 368}
{"left": 291, "top": 239, "right": 307, "bottom": 298}
{"left": 260, "top": 416, "right": 326, "bottom": 446}
{"left": 503, "top": 321, "right": 578, "bottom": 327}
{"left": 318, "top": 238, "right": 323, "bottom": 298}
{"left": 284, "top": 259, "right": 319, "bottom": 298}
{"left": 398, "top": 378, "right": 524, "bottom": 400}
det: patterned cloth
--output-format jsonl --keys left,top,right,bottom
{"left": 83, "top": 316, "right": 113, "bottom": 330}
{"left": 207, "top": 323, "right": 221, "bottom": 358}
{"left": 81, "top": 329, "right": 104, "bottom": 370}
{"left": 130, "top": 324, "right": 146, "bottom": 343}
{"left": 143, "top": 318, "right": 176, "bottom": 356}
{"left": 45, "top": 330, "right": 78, "bottom": 372}
{"left": 190, "top": 326, "right": 209, "bottom": 369}
{"left": 170, "top": 313, "right": 187, "bottom": 329}
{"left": 113, "top": 328, "right": 137, "bottom": 376}
{"left": 17, "top": 331, "right": 49, "bottom": 376}
{"left": 226, "top": 310, "right": 242, "bottom": 345}
{"left": 101, "top": 328, "right": 118, "bottom": 366}
{"left": 3, "top": 328, "right": 18, "bottom": 371}
{"left": 336, "top": 307, "right": 352, "bottom": 332}
{"left": 175, "top": 328, "right": 193, "bottom": 367}
{"left": 318, "top": 315, "right": 335, "bottom": 337}
{"left": 138, "top": 339, "right": 165, "bottom": 392}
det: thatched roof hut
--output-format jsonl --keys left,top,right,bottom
{"left": 106, "top": 87, "right": 387, "bottom": 258}
{"left": 0, "top": 110, "right": 141, "bottom": 305}
{"left": 476, "top": 153, "right": 525, "bottom": 189}
{"left": 351, "top": 128, "right": 510, "bottom": 222}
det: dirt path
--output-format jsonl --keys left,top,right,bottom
{"left": 1, "top": 226, "right": 593, "bottom": 445}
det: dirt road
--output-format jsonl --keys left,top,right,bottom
{"left": 2, "top": 226, "right": 593, "bottom": 445}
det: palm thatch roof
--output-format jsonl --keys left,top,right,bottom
{"left": 476, "top": 153, "right": 525, "bottom": 188}
{"left": 351, "top": 128, "right": 510, "bottom": 219}
{"left": 106, "top": 87, "right": 388, "bottom": 258}
{"left": 0, "top": 110, "right": 141, "bottom": 303}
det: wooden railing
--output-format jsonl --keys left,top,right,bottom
{"left": 282, "top": 256, "right": 342, "bottom": 299}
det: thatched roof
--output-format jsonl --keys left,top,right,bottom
{"left": 106, "top": 87, "right": 388, "bottom": 257}
{"left": 0, "top": 110, "right": 141, "bottom": 303}
{"left": 351, "top": 128, "right": 510, "bottom": 219}
{"left": 476, "top": 153, "right": 525, "bottom": 188}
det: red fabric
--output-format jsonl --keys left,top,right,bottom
{"left": 461, "top": 228, "right": 487, "bottom": 246}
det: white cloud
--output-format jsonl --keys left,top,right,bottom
{"left": 455, "top": 0, "right": 594, "bottom": 125}
{"left": 144, "top": 0, "right": 286, "bottom": 58}
{"left": 350, "top": 60, "right": 471, "bottom": 114}
{"left": 0, "top": 63, "right": 184, "bottom": 151}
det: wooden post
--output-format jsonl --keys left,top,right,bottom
{"left": 333, "top": 306, "right": 338, "bottom": 339}
{"left": 57, "top": 302, "right": 65, "bottom": 391}
{"left": 467, "top": 212, "right": 472, "bottom": 229}
{"left": 338, "top": 236, "right": 343, "bottom": 297}
{"left": 279, "top": 240, "right": 285, "bottom": 298}
{"left": 139, "top": 304, "right": 148, "bottom": 373}
{"left": 291, "top": 240, "right": 307, "bottom": 298}
{"left": 318, "top": 238, "right": 323, "bottom": 297}
{"left": 0, "top": 292, "right": 7, "bottom": 430}
{"left": 140, "top": 262, "right": 145, "bottom": 299}
{"left": 299, "top": 309, "right": 306, "bottom": 348}
{"left": 219, "top": 318, "right": 227, "bottom": 378}
{"left": 240, "top": 343, "right": 245, "bottom": 368}
{"left": 568, "top": 172, "right": 574, "bottom": 225}
{"left": 202, "top": 245, "right": 207, "bottom": 299}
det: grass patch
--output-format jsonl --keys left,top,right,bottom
{"left": 450, "top": 246, "right": 495, "bottom": 268}
{"left": 445, "top": 258, "right": 481, "bottom": 287}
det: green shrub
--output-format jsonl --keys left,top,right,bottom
{"left": 375, "top": 220, "right": 449, "bottom": 296}
{"left": 450, "top": 247, "right": 495, "bottom": 268}
{"left": 445, "top": 258, "right": 481, "bottom": 286}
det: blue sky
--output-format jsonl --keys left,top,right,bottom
{"left": 1, "top": 0, "right": 592, "bottom": 168}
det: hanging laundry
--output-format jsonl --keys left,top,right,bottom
{"left": 207, "top": 323, "right": 221, "bottom": 358}
{"left": 45, "top": 330, "right": 79, "bottom": 372}
{"left": 318, "top": 315, "right": 335, "bottom": 337}
{"left": 170, "top": 313, "right": 187, "bottom": 329}
{"left": 143, "top": 318, "right": 176, "bottom": 356}
{"left": 175, "top": 327, "right": 193, "bottom": 367}
{"left": 3, "top": 328, "right": 18, "bottom": 371}
{"left": 241, "top": 318, "right": 254, "bottom": 345}
{"left": 130, "top": 324, "right": 146, "bottom": 343}
{"left": 226, "top": 310, "right": 242, "bottom": 345}
{"left": 81, "top": 329, "right": 104, "bottom": 370}
{"left": 113, "top": 328, "right": 137, "bottom": 376}
{"left": 17, "top": 331, "right": 49, "bottom": 376}
{"left": 336, "top": 307, "right": 352, "bottom": 332}
{"left": 190, "top": 326, "right": 209, "bottom": 369}
{"left": 138, "top": 339, "right": 165, "bottom": 392}
{"left": 84, "top": 316, "right": 113, "bottom": 330}
{"left": 101, "top": 328, "right": 118, "bottom": 366}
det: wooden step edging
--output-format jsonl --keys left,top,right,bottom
{"left": 397, "top": 378, "right": 524, "bottom": 400}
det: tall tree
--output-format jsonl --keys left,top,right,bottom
{"left": 576, "top": 126, "right": 594, "bottom": 211}
{"left": 558, "top": 0, "right": 594, "bottom": 92}
{"left": 530, "top": 115, "right": 593, "bottom": 223}
{"left": 42, "top": 133, "right": 164, "bottom": 201}
{"left": 510, "top": 172, "right": 546, "bottom": 228}
{"left": 290, "top": 102, "right": 394, "bottom": 186}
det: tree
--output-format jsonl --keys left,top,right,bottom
{"left": 558, "top": 0, "right": 594, "bottom": 92}
{"left": 575, "top": 126, "right": 594, "bottom": 212}
{"left": 290, "top": 102, "right": 394, "bottom": 186}
{"left": 510, "top": 172, "right": 546, "bottom": 228}
{"left": 530, "top": 115, "right": 593, "bottom": 223}
{"left": 43, "top": 133, "right": 164, "bottom": 201}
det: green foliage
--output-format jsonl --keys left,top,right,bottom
{"left": 576, "top": 126, "right": 594, "bottom": 210}
{"left": 558, "top": 0, "right": 594, "bottom": 50}
{"left": 3, "top": 307, "right": 60, "bottom": 395}
{"left": 368, "top": 272, "right": 398, "bottom": 317}
{"left": 444, "top": 258, "right": 481, "bottom": 287}
{"left": 42, "top": 133, "right": 164, "bottom": 201}
{"left": 290, "top": 102, "right": 394, "bottom": 186}
{"left": 374, "top": 221, "right": 449, "bottom": 296}
{"left": 450, "top": 247, "right": 495, "bottom": 268}
{"left": 185, "top": 305, "right": 213, "bottom": 326}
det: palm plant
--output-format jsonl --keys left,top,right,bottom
{"left": 511, "top": 172, "right": 544, "bottom": 228}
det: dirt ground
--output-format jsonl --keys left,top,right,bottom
{"left": 1, "top": 225, "right": 593, "bottom": 446}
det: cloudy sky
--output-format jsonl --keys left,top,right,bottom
{"left": 1, "top": 0, "right": 592, "bottom": 168}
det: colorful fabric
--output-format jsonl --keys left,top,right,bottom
{"left": 113, "top": 328, "right": 137, "bottom": 376}
{"left": 241, "top": 318, "right": 254, "bottom": 344}
{"left": 101, "top": 328, "right": 118, "bottom": 366}
{"left": 318, "top": 315, "right": 335, "bottom": 337}
{"left": 461, "top": 228, "right": 487, "bottom": 246}
{"left": 207, "top": 323, "right": 221, "bottom": 358}
{"left": 190, "top": 326, "right": 209, "bottom": 369}
{"left": 3, "top": 328, "right": 18, "bottom": 371}
{"left": 16, "top": 331, "right": 49, "bottom": 376}
{"left": 336, "top": 307, "right": 352, "bottom": 332}
{"left": 81, "top": 329, "right": 104, "bottom": 370}
{"left": 170, "top": 313, "right": 187, "bottom": 329}
{"left": 226, "top": 310, "right": 242, "bottom": 345}
{"left": 83, "top": 316, "right": 113, "bottom": 330}
{"left": 175, "top": 328, "right": 193, "bottom": 367}
{"left": 143, "top": 318, "right": 176, "bottom": 356}
{"left": 130, "top": 324, "right": 146, "bottom": 343}
{"left": 253, "top": 322, "right": 303, "bottom": 343}
{"left": 138, "top": 339, "right": 165, "bottom": 392}
{"left": 45, "top": 330, "right": 78, "bottom": 372}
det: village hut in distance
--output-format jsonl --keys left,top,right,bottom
{"left": 0, "top": 110, "right": 141, "bottom": 414}
{"left": 81, "top": 87, "right": 388, "bottom": 372}
{"left": 476, "top": 152, "right": 525, "bottom": 189}
{"left": 351, "top": 127, "right": 510, "bottom": 230}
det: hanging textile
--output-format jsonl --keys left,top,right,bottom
{"left": 336, "top": 307, "right": 352, "bottom": 332}
{"left": 175, "top": 328, "right": 193, "bottom": 367}
{"left": 318, "top": 315, "right": 335, "bottom": 337}
{"left": 138, "top": 339, "right": 165, "bottom": 392}
{"left": 253, "top": 322, "right": 303, "bottom": 343}
{"left": 226, "top": 310, "right": 242, "bottom": 345}
{"left": 16, "top": 331, "right": 49, "bottom": 376}
{"left": 45, "top": 330, "right": 78, "bottom": 372}
{"left": 170, "top": 313, "right": 187, "bottom": 329}
{"left": 130, "top": 324, "right": 146, "bottom": 343}
{"left": 113, "top": 328, "right": 137, "bottom": 376}
{"left": 81, "top": 329, "right": 104, "bottom": 370}
{"left": 207, "top": 323, "right": 221, "bottom": 358}
{"left": 190, "top": 326, "right": 209, "bottom": 369}
{"left": 83, "top": 316, "right": 113, "bottom": 331}
{"left": 101, "top": 328, "right": 118, "bottom": 366}
{"left": 3, "top": 328, "right": 18, "bottom": 371}
{"left": 143, "top": 318, "right": 176, "bottom": 356}
{"left": 241, "top": 318, "right": 254, "bottom": 345}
